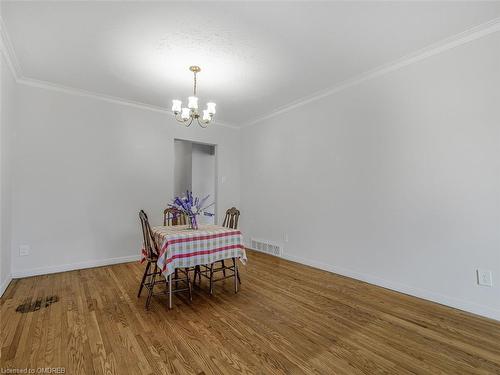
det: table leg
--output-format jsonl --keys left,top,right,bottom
{"left": 193, "top": 265, "right": 200, "bottom": 287}
{"left": 168, "top": 273, "right": 172, "bottom": 309}
{"left": 234, "top": 257, "right": 238, "bottom": 294}
{"left": 209, "top": 263, "right": 214, "bottom": 295}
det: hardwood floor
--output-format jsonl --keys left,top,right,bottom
{"left": 1, "top": 250, "right": 500, "bottom": 375}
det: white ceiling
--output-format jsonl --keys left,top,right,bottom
{"left": 2, "top": 1, "right": 500, "bottom": 126}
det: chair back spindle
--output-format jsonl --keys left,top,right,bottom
{"left": 164, "top": 207, "right": 188, "bottom": 226}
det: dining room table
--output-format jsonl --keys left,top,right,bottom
{"left": 150, "top": 224, "right": 247, "bottom": 308}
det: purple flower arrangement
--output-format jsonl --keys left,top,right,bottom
{"left": 169, "top": 191, "right": 214, "bottom": 230}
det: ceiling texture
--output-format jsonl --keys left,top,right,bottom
{"left": 2, "top": 1, "right": 500, "bottom": 126}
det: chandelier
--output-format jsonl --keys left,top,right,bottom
{"left": 171, "top": 66, "right": 216, "bottom": 128}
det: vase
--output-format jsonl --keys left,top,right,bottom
{"left": 188, "top": 215, "right": 199, "bottom": 230}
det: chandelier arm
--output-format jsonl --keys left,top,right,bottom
{"left": 186, "top": 116, "right": 194, "bottom": 127}
{"left": 174, "top": 113, "right": 187, "bottom": 124}
{"left": 196, "top": 117, "right": 210, "bottom": 128}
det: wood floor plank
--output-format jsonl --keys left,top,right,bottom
{"left": 1, "top": 249, "right": 499, "bottom": 375}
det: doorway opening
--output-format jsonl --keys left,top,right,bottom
{"left": 174, "top": 139, "right": 217, "bottom": 224}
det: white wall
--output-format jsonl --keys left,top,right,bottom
{"left": 10, "top": 83, "right": 240, "bottom": 277}
{"left": 173, "top": 139, "right": 192, "bottom": 197}
{"left": 192, "top": 143, "right": 216, "bottom": 224}
{"left": 0, "top": 51, "right": 16, "bottom": 295}
{"left": 240, "top": 32, "right": 500, "bottom": 320}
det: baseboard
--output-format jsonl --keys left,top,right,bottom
{"left": 250, "top": 248, "right": 500, "bottom": 322}
{"left": 11, "top": 254, "right": 140, "bottom": 279}
{"left": 0, "top": 274, "right": 13, "bottom": 298}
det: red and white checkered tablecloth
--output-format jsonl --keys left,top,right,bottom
{"left": 151, "top": 224, "right": 247, "bottom": 276}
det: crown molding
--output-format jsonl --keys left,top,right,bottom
{"left": 242, "top": 16, "right": 500, "bottom": 128}
{"left": 16, "top": 77, "right": 239, "bottom": 129}
{"left": 17, "top": 75, "right": 238, "bottom": 129}
{"left": 0, "top": 15, "right": 23, "bottom": 79}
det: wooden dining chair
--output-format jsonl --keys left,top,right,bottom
{"left": 163, "top": 207, "right": 187, "bottom": 226}
{"left": 137, "top": 210, "right": 192, "bottom": 309}
{"left": 193, "top": 207, "right": 241, "bottom": 294}
{"left": 220, "top": 207, "right": 241, "bottom": 280}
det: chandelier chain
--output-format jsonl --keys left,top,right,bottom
{"left": 193, "top": 72, "right": 197, "bottom": 96}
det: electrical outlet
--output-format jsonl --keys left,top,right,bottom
{"left": 19, "top": 245, "right": 30, "bottom": 257}
{"left": 477, "top": 269, "right": 493, "bottom": 287}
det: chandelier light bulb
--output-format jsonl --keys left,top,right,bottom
{"left": 188, "top": 96, "right": 198, "bottom": 110}
{"left": 172, "top": 100, "right": 182, "bottom": 113}
{"left": 202, "top": 109, "right": 211, "bottom": 122}
{"left": 206, "top": 102, "right": 216, "bottom": 115}
{"left": 181, "top": 108, "right": 190, "bottom": 120}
